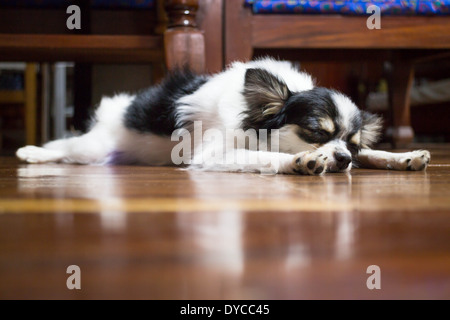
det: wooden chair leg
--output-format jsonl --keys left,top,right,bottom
{"left": 25, "top": 63, "right": 37, "bottom": 146}
{"left": 197, "top": 0, "right": 224, "bottom": 73}
{"left": 164, "top": 0, "right": 205, "bottom": 73}
{"left": 387, "top": 57, "right": 415, "bottom": 148}
{"left": 224, "top": 0, "right": 253, "bottom": 65}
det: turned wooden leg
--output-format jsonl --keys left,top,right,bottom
{"left": 387, "top": 57, "right": 415, "bottom": 148}
{"left": 164, "top": 0, "right": 205, "bottom": 73}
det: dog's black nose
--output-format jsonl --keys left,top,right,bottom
{"left": 334, "top": 152, "right": 352, "bottom": 170}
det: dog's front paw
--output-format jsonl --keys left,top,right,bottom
{"left": 292, "top": 151, "right": 328, "bottom": 175}
{"left": 16, "top": 146, "right": 63, "bottom": 163}
{"left": 402, "top": 150, "right": 430, "bottom": 171}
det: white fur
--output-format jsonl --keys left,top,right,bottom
{"left": 331, "top": 92, "right": 359, "bottom": 137}
{"left": 357, "top": 149, "right": 430, "bottom": 171}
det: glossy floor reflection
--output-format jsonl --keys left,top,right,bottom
{"left": 0, "top": 144, "right": 450, "bottom": 299}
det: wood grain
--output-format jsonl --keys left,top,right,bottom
{"left": 1, "top": 144, "right": 450, "bottom": 299}
{"left": 252, "top": 15, "right": 450, "bottom": 49}
{"left": 0, "top": 34, "right": 164, "bottom": 63}
{"left": 0, "top": 34, "right": 162, "bottom": 50}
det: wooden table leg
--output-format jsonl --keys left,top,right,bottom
{"left": 387, "top": 56, "right": 415, "bottom": 148}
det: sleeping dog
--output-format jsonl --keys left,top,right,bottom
{"left": 16, "top": 58, "right": 430, "bottom": 175}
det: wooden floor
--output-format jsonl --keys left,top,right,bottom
{"left": 1, "top": 144, "right": 450, "bottom": 300}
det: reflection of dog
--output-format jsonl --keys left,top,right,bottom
{"left": 16, "top": 58, "right": 430, "bottom": 175}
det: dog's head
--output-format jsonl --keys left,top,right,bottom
{"left": 242, "top": 68, "right": 383, "bottom": 172}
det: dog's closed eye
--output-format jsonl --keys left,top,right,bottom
{"left": 298, "top": 127, "right": 332, "bottom": 144}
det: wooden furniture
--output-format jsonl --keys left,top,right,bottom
{"left": 0, "top": 0, "right": 206, "bottom": 71}
{"left": 224, "top": 0, "right": 450, "bottom": 147}
{"left": 0, "top": 63, "right": 37, "bottom": 146}
{"left": 0, "top": 0, "right": 207, "bottom": 140}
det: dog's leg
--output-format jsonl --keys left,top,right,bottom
{"left": 191, "top": 147, "right": 329, "bottom": 175}
{"left": 356, "top": 149, "right": 430, "bottom": 171}
{"left": 17, "top": 93, "right": 133, "bottom": 164}
{"left": 16, "top": 145, "right": 65, "bottom": 164}
{"left": 16, "top": 126, "right": 114, "bottom": 164}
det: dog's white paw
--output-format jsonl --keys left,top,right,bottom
{"left": 16, "top": 146, "right": 63, "bottom": 163}
{"left": 292, "top": 151, "right": 328, "bottom": 175}
{"left": 400, "top": 150, "right": 430, "bottom": 171}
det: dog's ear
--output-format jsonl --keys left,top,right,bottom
{"left": 243, "top": 68, "right": 291, "bottom": 119}
{"left": 360, "top": 111, "right": 383, "bottom": 148}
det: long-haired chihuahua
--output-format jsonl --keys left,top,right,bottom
{"left": 16, "top": 58, "right": 430, "bottom": 175}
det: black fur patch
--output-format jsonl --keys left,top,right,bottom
{"left": 124, "top": 68, "right": 209, "bottom": 135}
